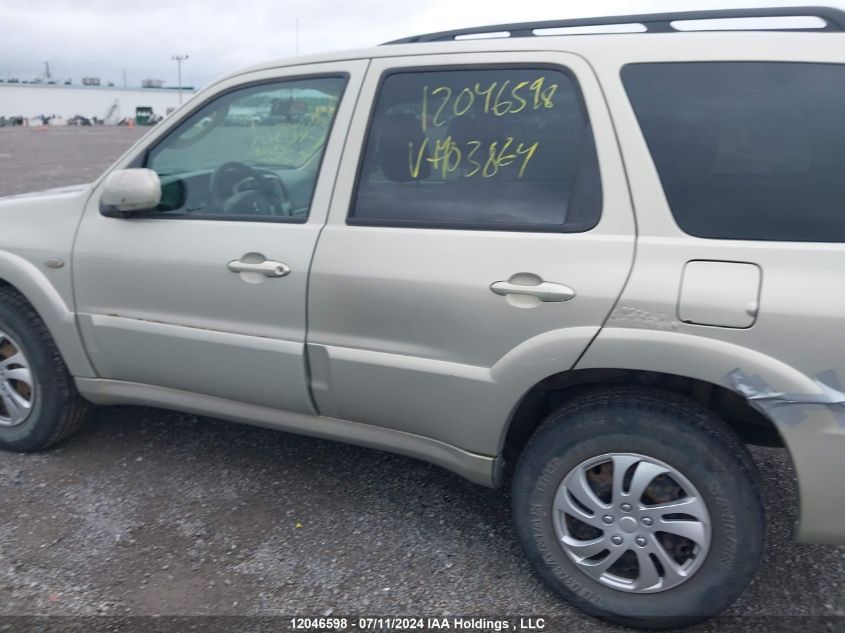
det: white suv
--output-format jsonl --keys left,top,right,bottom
{"left": 1, "top": 6, "right": 845, "bottom": 627}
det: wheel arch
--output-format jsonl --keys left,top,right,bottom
{"left": 502, "top": 367, "right": 784, "bottom": 464}
{"left": 500, "top": 327, "right": 822, "bottom": 460}
{"left": 0, "top": 253, "right": 95, "bottom": 378}
{"left": 498, "top": 327, "right": 845, "bottom": 539}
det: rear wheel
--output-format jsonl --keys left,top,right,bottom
{"left": 0, "top": 288, "right": 87, "bottom": 451}
{"left": 511, "top": 387, "right": 765, "bottom": 629}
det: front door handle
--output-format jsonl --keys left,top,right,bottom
{"left": 490, "top": 280, "right": 576, "bottom": 302}
{"left": 227, "top": 259, "right": 290, "bottom": 278}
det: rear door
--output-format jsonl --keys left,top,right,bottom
{"left": 306, "top": 51, "right": 636, "bottom": 456}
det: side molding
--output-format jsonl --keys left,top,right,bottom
{"left": 75, "top": 377, "right": 504, "bottom": 487}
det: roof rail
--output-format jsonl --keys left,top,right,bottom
{"left": 383, "top": 6, "right": 845, "bottom": 44}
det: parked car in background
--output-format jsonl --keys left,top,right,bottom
{"left": 0, "top": 116, "right": 25, "bottom": 127}
{"left": 1, "top": 6, "right": 845, "bottom": 629}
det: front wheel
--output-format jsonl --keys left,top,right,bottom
{"left": 0, "top": 287, "right": 88, "bottom": 451}
{"left": 511, "top": 387, "right": 765, "bottom": 629}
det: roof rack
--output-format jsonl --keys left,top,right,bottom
{"left": 383, "top": 6, "right": 845, "bottom": 44}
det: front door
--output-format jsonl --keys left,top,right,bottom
{"left": 73, "top": 61, "right": 366, "bottom": 413}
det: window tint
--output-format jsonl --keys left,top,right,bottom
{"left": 623, "top": 62, "right": 845, "bottom": 242}
{"left": 144, "top": 76, "right": 346, "bottom": 221}
{"left": 350, "top": 67, "right": 601, "bottom": 231}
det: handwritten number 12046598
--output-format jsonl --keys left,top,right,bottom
{"left": 408, "top": 76, "right": 559, "bottom": 180}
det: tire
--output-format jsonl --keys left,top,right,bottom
{"left": 0, "top": 287, "right": 88, "bottom": 451}
{"left": 511, "top": 386, "right": 765, "bottom": 629}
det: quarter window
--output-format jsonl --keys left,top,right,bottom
{"left": 144, "top": 76, "right": 346, "bottom": 221}
{"left": 350, "top": 67, "right": 601, "bottom": 231}
{"left": 623, "top": 62, "right": 845, "bottom": 242}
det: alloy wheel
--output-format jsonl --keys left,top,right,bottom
{"left": 0, "top": 330, "right": 36, "bottom": 427}
{"left": 552, "top": 452, "right": 711, "bottom": 593}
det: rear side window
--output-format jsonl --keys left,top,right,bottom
{"left": 623, "top": 62, "right": 845, "bottom": 242}
{"left": 349, "top": 67, "right": 601, "bottom": 232}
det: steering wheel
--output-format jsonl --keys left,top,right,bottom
{"left": 209, "top": 161, "right": 291, "bottom": 216}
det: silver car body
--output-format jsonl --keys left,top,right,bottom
{"left": 1, "top": 33, "right": 844, "bottom": 544}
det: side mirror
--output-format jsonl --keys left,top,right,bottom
{"left": 99, "top": 168, "right": 161, "bottom": 217}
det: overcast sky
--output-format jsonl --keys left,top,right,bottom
{"left": 2, "top": 0, "right": 844, "bottom": 88}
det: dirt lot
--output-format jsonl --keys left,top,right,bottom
{"left": 0, "top": 126, "right": 147, "bottom": 196}
{"left": 0, "top": 126, "right": 843, "bottom": 632}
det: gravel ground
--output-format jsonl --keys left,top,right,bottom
{"left": 0, "top": 127, "right": 843, "bottom": 632}
{"left": 0, "top": 126, "right": 147, "bottom": 196}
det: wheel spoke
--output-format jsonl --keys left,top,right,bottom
{"left": 658, "top": 519, "right": 707, "bottom": 545}
{"left": 581, "top": 545, "right": 627, "bottom": 575}
{"left": 7, "top": 387, "right": 30, "bottom": 410}
{"left": 646, "top": 535, "right": 687, "bottom": 586}
{"left": 0, "top": 388, "right": 30, "bottom": 424}
{"left": 625, "top": 461, "right": 669, "bottom": 506}
{"left": 610, "top": 454, "right": 641, "bottom": 506}
{"left": 647, "top": 496, "right": 709, "bottom": 522}
{"left": 5, "top": 367, "right": 32, "bottom": 388}
{"left": 632, "top": 546, "right": 662, "bottom": 591}
{"left": 553, "top": 481, "right": 605, "bottom": 529}
{"left": 561, "top": 535, "right": 608, "bottom": 560}
{"left": 0, "top": 352, "right": 23, "bottom": 369}
{"left": 567, "top": 468, "right": 609, "bottom": 515}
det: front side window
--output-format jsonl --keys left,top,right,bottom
{"left": 623, "top": 62, "right": 845, "bottom": 242}
{"left": 350, "top": 66, "right": 601, "bottom": 231}
{"left": 144, "top": 75, "right": 346, "bottom": 221}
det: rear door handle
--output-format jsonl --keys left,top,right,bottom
{"left": 490, "top": 280, "right": 576, "bottom": 302}
{"left": 227, "top": 259, "right": 290, "bottom": 278}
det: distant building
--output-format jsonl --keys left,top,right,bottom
{"left": 0, "top": 82, "right": 197, "bottom": 122}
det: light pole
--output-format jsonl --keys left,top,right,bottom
{"left": 171, "top": 54, "right": 189, "bottom": 104}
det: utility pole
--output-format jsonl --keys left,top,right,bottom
{"left": 44, "top": 61, "right": 51, "bottom": 81}
{"left": 171, "top": 54, "right": 189, "bottom": 104}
